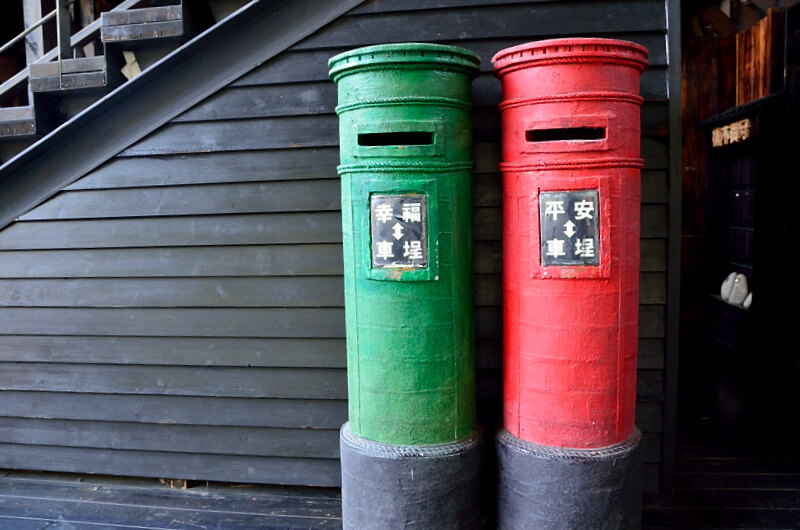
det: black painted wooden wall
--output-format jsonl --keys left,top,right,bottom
{"left": 0, "top": 0, "right": 671, "bottom": 492}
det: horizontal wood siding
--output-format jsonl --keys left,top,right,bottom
{"left": 0, "top": 0, "right": 670, "bottom": 491}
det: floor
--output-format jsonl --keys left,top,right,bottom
{"left": 643, "top": 336, "right": 800, "bottom": 529}
{"left": 0, "top": 472, "right": 343, "bottom": 529}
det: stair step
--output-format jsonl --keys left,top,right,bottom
{"left": 29, "top": 57, "right": 113, "bottom": 93}
{"left": 101, "top": 5, "right": 185, "bottom": 43}
{"left": 0, "top": 106, "right": 37, "bottom": 138}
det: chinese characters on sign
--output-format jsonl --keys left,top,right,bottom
{"left": 539, "top": 190, "right": 600, "bottom": 266}
{"left": 371, "top": 194, "right": 428, "bottom": 268}
{"left": 711, "top": 118, "right": 752, "bottom": 147}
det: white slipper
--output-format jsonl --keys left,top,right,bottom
{"left": 721, "top": 272, "right": 737, "bottom": 302}
{"left": 728, "top": 273, "right": 749, "bottom": 306}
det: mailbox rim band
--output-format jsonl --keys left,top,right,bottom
{"left": 497, "top": 427, "right": 641, "bottom": 461}
{"left": 491, "top": 37, "right": 649, "bottom": 76}
{"left": 328, "top": 42, "right": 480, "bottom": 81}
{"left": 341, "top": 422, "right": 483, "bottom": 458}
{"left": 337, "top": 161, "right": 474, "bottom": 174}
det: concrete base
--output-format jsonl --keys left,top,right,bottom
{"left": 496, "top": 427, "right": 643, "bottom": 530}
{"left": 340, "top": 422, "right": 484, "bottom": 529}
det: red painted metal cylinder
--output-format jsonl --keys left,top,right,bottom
{"left": 493, "top": 38, "right": 648, "bottom": 449}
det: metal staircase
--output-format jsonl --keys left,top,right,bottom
{"left": 0, "top": 0, "right": 241, "bottom": 163}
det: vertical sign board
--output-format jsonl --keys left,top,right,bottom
{"left": 371, "top": 194, "right": 428, "bottom": 268}
{"left": 540, "top": 190, "right": 600, "bottom": 266}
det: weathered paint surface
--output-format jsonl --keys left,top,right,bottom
{"left": 330, "top": 43, "right": 479, "bottom": 444}
{"left": 494, "top": 38, "right": 648, "bottom": 448}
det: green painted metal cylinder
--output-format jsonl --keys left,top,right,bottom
{"left": 329, "top": 43, "right": 480, "bottom": 445}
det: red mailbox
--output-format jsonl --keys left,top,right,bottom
{"left": 495, "top": 38, "right": 648, "bottom": 449}
{"left": 493, "top": 39, "right": 648, "bottom": 528}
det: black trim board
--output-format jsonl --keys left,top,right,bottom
{"left": 662, "top": 0, "right": 682, "bottom": 497}
{"left": 0, "top": 0, "right": 364, "bottom": 231}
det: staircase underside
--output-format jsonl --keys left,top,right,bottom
{"left": 0, "top": 0, "right": 224, "bottom": 158}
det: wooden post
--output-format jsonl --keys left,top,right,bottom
{"left": 79, "top": 0, "right": 97, "bottom": 57}
{"left": 22, "top": 0, "right": 45, "bottom": 65}
{"left": 23, "top": 0, "right": 45, "bottom": 104}
{"left": 57, "top": 0, "right": 72, "bottom": 62}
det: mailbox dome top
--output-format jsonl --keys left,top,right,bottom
{"left": 329, "top": 43, "right": 481, "bottom": 82}
{"left": 492, "top": 38, "right": 648, "bottom": 77}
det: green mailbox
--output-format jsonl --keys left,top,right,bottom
{"left": 330, "top": 43, "right": 483, "bottom": 529}
{"left": 330, "top": 43, "right": 480, "bottom": 445}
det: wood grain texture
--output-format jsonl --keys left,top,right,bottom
{"left": 22, "top": 180, "right": 342, "bottom": 220}
{"left": 0, "top": 418, "right": 340, "bottom": 458}
{"left": 295, "top": 1, "right": 666, "bottom": 50}
{"left": 0, "top": 392, "right": 347, "bottom": 428}
{"left": 0, "top": 444, "right": 343, "bottom": 487}
{"left": 0, "top": 245, "right": 345, "bottom": 278}
{"left": 0, "top": 212, "right": 344, "bottom": 249}
{"left": 0, "top": 307, "right": 346, "bottom": 337}
{"left": 0, "top": 336, "right": 346, "bottom": 367}
{"left": 0, "top": 363, "right": 346, "bottom": 399}
{"left": 0, "top": 277, "right": 345, "bottom": 308}
{"left": 119, "top": 116, "right": 339, "bottom": 156}
{"left": 67, "top": 149, "right": 341, "bottom": 190}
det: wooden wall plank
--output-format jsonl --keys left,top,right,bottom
{"left": 640, "top": 272, "right": 667, "bottom": 304}
{"left": 350, "top": 0, "right": 582, "bottom": 14}
{"left": 0, "top": 336, "right": 346, "bottom": 368}
{"left": 0, "top": 444, "right": 343, "bottom": 487}
{"left": 637, "top": 370, "right": 665, "bottom": 401}
{"left": 0, "top": 392, "right": 348, "bottom": 428}
{"left": 0, "top": 277, "right": 345, "bottom": 308}
{"left": 473, "top": 207, "right": 501, "bottom": 241}
{"left": 474, "top": 274, "right": 501, "bottom": 307}
{"left": 66, "top": 149, "right": 341, "bottom": 190}
{"left": 295, "top": 2, "right": 666, "bottom": 50}
{"left": 641, "top": 204, "right": 669, "bottom": 238}
{"left": 473, "top": 173, "right": 501, "bottom": 207}
{"left": 23, "top": 180, "right": 341, "bottom": 220}
{"left": 0, "top": 364, "right": 347, "bottom": 399}
{"left": 0, "top": 418, "right": 340, "bottom": 459}
{"left": 642, "top": 170, "right": 669, "bottom": 204}
{"left": 639, "top": 305, "right": 666, "bottom": 338}
{"left": 120, "top": 116, "right": 339, "bottom": 157}
{"left": 636, "top": 401, "right": 664, "bottom": 432}
{"left": 0, "top": 245, "right": 345, "bottom": 278}
{"left": 643, "top": 137, "right": 669, "bottom": 169}
{"left": 0, "top": 308, "right": 345, "bottom": 337}
{"left": 174, "top": 83, "right": 338, "bottom": 122}
{"left": 641, "top": 239, "right": 667, "bottom": 272}
{"left": 476, "top": 338, "right": 501, "bottom": 370}
{"left": 638, "top": 338, "right": 665, "bottom": 370}
{"left": 474, "top": 241, "right": 502, "bottom": 274}
{"left": 0, "top": 212, "right": 344, "bottom": 250}
{"left": 475, "top": 306, "right": 501, "bottom": 338}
